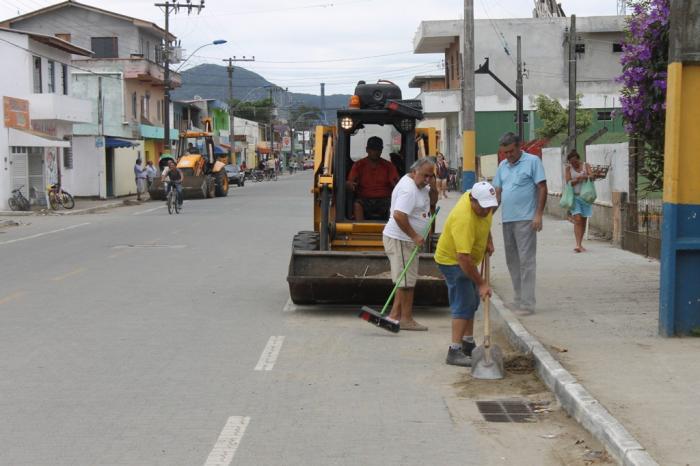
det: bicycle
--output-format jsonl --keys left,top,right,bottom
{"left": 164, "top": 181, "right": 181, "bottom": 215}
{"left": 252, "top": 169, "right": 265, "bottom": 182}
{"left": 47, "top": 183, "right": 75, "bottom": 210}
{"left": 8, "top": 185, "right": 31, "bottom": 211}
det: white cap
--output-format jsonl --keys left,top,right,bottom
{"left": 470, "top": 181, "right": 499, "bottom": 208}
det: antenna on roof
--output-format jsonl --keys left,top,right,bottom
{"left": 617, "top": 0, "right": 627, "bottom": 15}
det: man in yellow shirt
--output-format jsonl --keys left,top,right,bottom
{"left": 435, "top": 181, "right": 498, "bottom": 367}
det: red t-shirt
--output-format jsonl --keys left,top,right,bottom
{"left": 348, "top": 157, "right": 399, "bottom": 199}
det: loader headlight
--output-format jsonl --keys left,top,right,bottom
{"left": 340, "top": 117, "right": 354, "bottom": 131}
{"left": 399, "top": 118, "right": 415, "bottom": 132}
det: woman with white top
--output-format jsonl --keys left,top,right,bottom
{"left": 564, "top": 150, "right": 593, "bottom": 253}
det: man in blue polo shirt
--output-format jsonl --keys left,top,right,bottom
{"left": 492, "top": 132, "right": 547, "bottom": 316}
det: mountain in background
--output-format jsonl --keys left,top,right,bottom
{"left": 171, "top": 64, "right": 351, "bottom": 113}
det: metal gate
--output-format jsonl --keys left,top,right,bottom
{"left": 9, "top": 146, "right": 28, "bottom": 196}
{"left": 622, "top": 199, "right": 662, "bottom": 259}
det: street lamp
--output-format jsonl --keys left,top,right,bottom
{"left": 163, "top": 39, "right": 227, "bottom": 154}
{"left": 175, "top": 39, "right": 227, "bottom": 72}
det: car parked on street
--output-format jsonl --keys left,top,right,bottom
{"left": 224, "top": 164, "right": 245, "bottom": 187}
{"left": 303, "top": 159, "right": 314, "bottom": 170}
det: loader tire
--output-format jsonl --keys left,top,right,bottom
{"left": 292, "top": 231, "right": 320, "bottom": 251}
{"left": 206, "top": 176, "right": 216, "bottom": 198}
{"left": 214, "top": 170, "right": 229, "bottom": 197}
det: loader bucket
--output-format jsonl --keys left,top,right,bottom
{"left": 180, "top": 175, "right": 210, "bottom": 199}
{"left": 287, "top": 250, "right": 448, "bottom": 306}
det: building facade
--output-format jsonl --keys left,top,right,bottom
{"left": 0, "top": 27, "right": 91, "bottom": 210}
{"left": 412, "top": 15, "right": 627, "bottom": 167}
{"left": 1, "top": 0, "right": 181, "bottom": 198}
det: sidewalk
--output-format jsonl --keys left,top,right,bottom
{"left": 0, "top": 195, "right": 141, "bottom": 216}
{"left": 435, "top": 192, "right": 700, "bottom": 466}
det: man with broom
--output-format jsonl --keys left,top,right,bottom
{"left": 435, "top": 181, "right": 498, "bottom": 366}
{"left": 382, "top": 158, "right": 438, "bottom": 330}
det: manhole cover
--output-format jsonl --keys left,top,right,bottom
{"left": 476, "top": 400, "right": 536, "bottom": 423}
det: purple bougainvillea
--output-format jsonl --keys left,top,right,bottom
{"left": 618, "top": 0, "right": 669, "bottom": 192}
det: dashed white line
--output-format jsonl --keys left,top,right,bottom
{"left": 132, "top": 205, "right": 167, "bottom": 215}
{"left": 254, "top": 336, "right": 285, "bottom": 371}
{"left": 0, "top": 222, "right": 90, "bottom": 246}
{"left": 203, "top": 416, "right": 251, "bottom": 466}
{"left": 282, "top": 298, "right": 297, "bottom": 313}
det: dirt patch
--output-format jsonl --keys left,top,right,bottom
{"left": 453, "top": 370, "right": 545, "bottom": 398}
{"left": 505, "top": 353, "right": 535, "bottom": 374}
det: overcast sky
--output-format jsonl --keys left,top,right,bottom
{"left": 1, "top": 0, "right": 621, "bottom": 97}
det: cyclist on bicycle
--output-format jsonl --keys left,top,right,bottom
{"left": 161, "top": 159, "right": 183, "bottom": 206}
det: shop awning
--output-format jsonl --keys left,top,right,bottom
{"left": 106, "top": 137, "right": 139, "bottom": 148}
{"left": 8, "top": 128, "right": 70, "bottom": 148}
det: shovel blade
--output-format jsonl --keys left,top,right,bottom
{"left": 471, "top": 344, "right": 505, "bottom": 380}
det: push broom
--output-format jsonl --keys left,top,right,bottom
{"left": 358, "top": 207, "right": 440, "bottom": 333}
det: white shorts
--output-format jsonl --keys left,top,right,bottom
{"left": 383, "top": 235, "right": 419, "bottom": 288}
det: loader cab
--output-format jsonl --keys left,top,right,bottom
{"left": 312, "top": 80, "right": 429, "bottom": 251}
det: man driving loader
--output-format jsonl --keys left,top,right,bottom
{"left": 346, "top": 136, "right": 399, "bottom": 220}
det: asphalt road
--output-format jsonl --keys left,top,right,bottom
{"left": 0, "top": 172, "right": 606, "bottom": 466}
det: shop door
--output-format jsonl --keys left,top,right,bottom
{"left": 28, "top": 148, "right": 46, "bottom": 205}
{"left": 9, "top": 147, "right": 28, "bottom": 197}
{"left": 106, "top": 148, "right": 114, "bottom": 197}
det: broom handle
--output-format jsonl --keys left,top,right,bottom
{"left": 380, "top": 207, "right": 440, "bottom": 315}
{"left": 483, "top": 253, "right": 491, "bottom": 348}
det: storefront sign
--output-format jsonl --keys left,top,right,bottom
{"left": 3, "top": 96, "right": 30, "bottom": 130}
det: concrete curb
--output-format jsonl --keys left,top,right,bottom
{"left": 0, "top": 200, "right": 131, "bottom": 217}
{"left": 489, "top": 292, "right": 659, "bottom": 466}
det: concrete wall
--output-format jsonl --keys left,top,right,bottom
{"left": 542, "top": 142, "right": 629, "bottom": 238}
{"left": 72, "top": 72, "right": 129, "bottom": 137}
{"left": 67, "top": 136, "right": 104, "bottom": 197}
{"left": 113, "top": 147, "right": 141, "bottom": 196}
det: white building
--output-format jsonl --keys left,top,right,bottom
{"left": 412, "top": 14, "right": 627, "bottom": 164}
{"left": 0, "top": 27, "right": 91, "bottom": 210}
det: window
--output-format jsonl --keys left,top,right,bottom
{"left": 63, "top": 147, "right": 73, "bottom": 169}
{"left": 145, "top": 92, "right": 150, "bottom": 120}
{"left": 48, "top": 60, "right": 56, "bottom": 93}
{"left": 61, "top": 64, "right": 68, "bottom": 94}
{"left": 597, "top": 111, "right": 612, "bottom": 121}
{"left": 33, "top": 56, "right": 42, "bottom": 93}
{"left": 612, "top": 43, "right": 623, "bottom": 53}
{"left": 575, "top": 43, "right": 586, "bottom": 54}
{"left": 132, "top": 92, "right": 137, "bottom": 119}
{"left": 140, "top": 95, "right": 145, "bottom": 120}
{"left": 55, "top": 33, "right": 71, "bottom": 42}
{"left": 157, "top": 99, "right": 161, "bottom": 121}
{"left": 91, "top": 37, "right": 118, "bottom": 58}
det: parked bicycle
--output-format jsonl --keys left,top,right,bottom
{"left": 164, "top": 181, "right": 181, "bottom": 215}
{"left": 252, "top": 169, "right": 265, "bottom": 182}
{"left": 7, "top": 185, "right": 30, "bottom": 211}
{"left": 47, "top": 183, "right": 75, "bottom": 210}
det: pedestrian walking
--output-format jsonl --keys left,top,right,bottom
{"left": 436, "top": 152, "right": 449, "bottom": 199}
{"left": 145, "top": 160, "right": 157, "bottom": 190}
{"left": 492, "top": 132, "right": 547, "bottom": 316}
{"left": 382, "top": 158, "right": 438, "bottom": 331}
{"left": 434, "top": 182, "right": 497, "bottom": 366}
{"left": 134, "top": 158, "right": 147, "bottom": 201}
{"left": 564, "top": 150, "right": 594, "bottom": 253}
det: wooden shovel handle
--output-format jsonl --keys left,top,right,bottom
{"left": 483, "top": 253, "right": 491, "bottom": 347}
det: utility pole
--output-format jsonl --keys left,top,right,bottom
{"left": 516, "top": 35, "right": 524, "bottom": 143}
{"left": 659, "top": 0, "right": 700, "bottom": 336}
{"left": 462, "top": 0, "right": 476, "bottom": 190}
{"left": 567, "top": 14, "right": 577, "bottom": 154}
{"left": 223, "top": 56, "right": 255, "bottom": 164}
{"left": 155, "top": 0, "right": 205, "bottom": 154}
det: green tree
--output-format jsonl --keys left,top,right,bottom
{"left": 229, "top": 98, "right": 273, "bottom": 124}
{"left": 534, "top": 94, "right": 592, "bottom": 140}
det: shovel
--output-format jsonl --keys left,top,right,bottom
{"left": 471, "top": 253, "right": 505, "bottom": 380}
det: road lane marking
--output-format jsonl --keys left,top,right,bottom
{"left": 282, "top": 298, "right": 297, "bottom": 313}
{"left": 0, "top": 222, "right": 90, "bottom": 246}
{"left": 132, "top": 205, "right": 166, "bottom": 215}
{"left": 51, "top": 267, "right": 86, "bottom": 282}
{"left": 254, "top": 336, "right": 285, "bottom": 371}
{"left": 0, "top": 291, "right": 24, "bottom": 305}
{"left": 203, "top": 416, "right": 251, "bottom": 466}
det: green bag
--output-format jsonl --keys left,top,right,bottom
{"left": 559, "top": 182, "right": 574, "bottom": 211}
{"left": 580, "top": 179, "right": 597, "bottom": 204}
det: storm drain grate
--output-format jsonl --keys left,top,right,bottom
{"left": 476, "top": 400, "right": 536, "bottom": 423}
